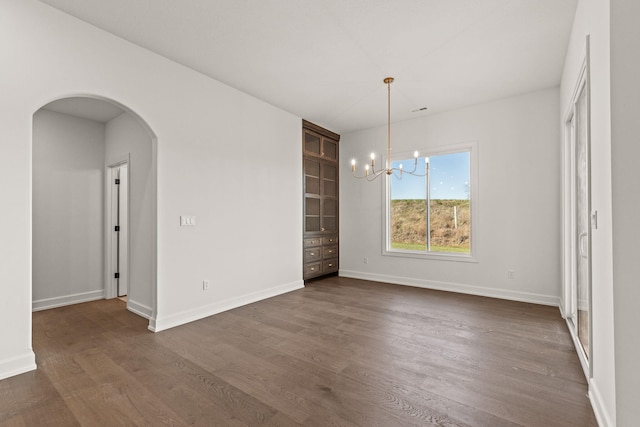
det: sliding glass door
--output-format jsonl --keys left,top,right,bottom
{"left": 573, "top": 77, "right": 590, "bottom": 357}
{"left": 564, "top": 41, "right": 592, "bottom": 374}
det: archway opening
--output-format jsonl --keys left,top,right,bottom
{"left": 31, "top": 95, "right": 157, "bottom": 327}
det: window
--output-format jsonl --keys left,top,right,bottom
{"left": 385, "top": 145, "right": 476, "bottom": 261}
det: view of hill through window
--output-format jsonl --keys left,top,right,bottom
{"left": 390, "top": 152, "right": 471, "bottom": 253}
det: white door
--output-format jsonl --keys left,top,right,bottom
{"left": 111, "top": 164, "right": 129, "bottom": 297}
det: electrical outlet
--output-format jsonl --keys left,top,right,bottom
{"left": 364, "top": 257, "right": 369, "bottom": 264}
{"left": 203, "top": 280, "right": 210, "bottom": 290}
{"left": 507, "top": 270, "right": 516, "bottom": 280}
{"left": 180, "top": 215, "right": 196, "bottom": 226}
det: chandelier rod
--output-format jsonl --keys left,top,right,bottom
{"left": 386, "top": 77, "right": 393, "bottom": 173}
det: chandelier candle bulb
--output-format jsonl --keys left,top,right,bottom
{"left": 351, "top": 159, "right": 356, "bottom": 172}
{"left": 414, "top": 151, "right": 419, "bottom": 158}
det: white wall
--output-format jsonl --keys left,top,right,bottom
{"left": 105, "top": 112, "right": 154, "bottom": 317}
{"left": 0, "top": 0, "right": 302, "bottom": 380}
{"left": 32, "top": 110, "right": 106, "bottom": 309}
{"left": 340, "top": 88, "right": 561, "bottom": 305}
{"left": 560, "top": 0, "right": 616, "bottom": 425}
{"left": 610, "top": 0, "right": 640, "bottom": 424}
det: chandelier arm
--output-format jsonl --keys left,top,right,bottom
{"left": 352, "top": 167, "right": 388, "bottom": 180}
{"left": 351, "top": 170, "right": 371, "bottom": 179}
{"left": 397, "top": 159, "right": 427, "bottom": 177}
{"left": 351, "top": 172, "right": 365, "bottom": 179}
{"left": 367, "top": 170, "right": 385, "bottom": 181}
{"left": 405, "top": 159, "right": 420, "bottom": 175}
{"left": 387, "top": 167, "right": 422, "bottom": 179}
{"left": 403, "top": 170, "right": 427, "bottom": 177}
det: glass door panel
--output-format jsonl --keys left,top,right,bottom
{"left": 305, "top": 159, "right": 320, "bottom": 195}
{"left": 304, "top": 131, "right": 321, "bottom": 156}
{"left": 305, "top": 197, "right": 320, "bottom": 232}
{"left": 322, "top": 198, "right": 337, "bottom": 232}
{"left": 575, "top": 83, "right": 590, "bottom": 357}
{"left": 322, "top": 138, "right": 337, "bottom": 161}
{"left": 322, "top": 163, "right": 336, "bottom": 198}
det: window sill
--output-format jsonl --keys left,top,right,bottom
{"left": 383, "top": 249, "right": 478, "bottom": 263}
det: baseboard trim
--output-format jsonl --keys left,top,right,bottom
{"left": 149, "top": 280, "right": 304, "bottom": 332}
{"left": 32, "top": 289, "right": 105, "bottom": 312}
{"left": 558, "top": 297, "right": 567, "bottom": 318}
{"left": 127, "top": 299, "right": 152, "bottom": 319}
{"left": 339, "top": 270, "right": 560, "bottom": 307}
{"left": 589, "top": 378, "right": 613, "bottom": 427}
{"left": 0, "top": 351, "right": 37, "bottom": 380}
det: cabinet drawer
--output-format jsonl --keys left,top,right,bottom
{"left": 323, "top": 236, "right": 338, "bottom": 245}
{"left": 323, "top": 245, "right": 338, "bottom": 258}
{"left": 304, "top": 262, "right": 322, "bottom": 277}
{"left": 304, "top": 247, "right": 322, "bottom": 262}
{"left": 304, "top": 237, "right": 322, "bottom": 248}
{"left": 323, "top": 258, "right": 338, "bottom": 273}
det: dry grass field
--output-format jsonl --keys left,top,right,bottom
{"left": 391, "top": 199, "right": 470, "bottom": 252}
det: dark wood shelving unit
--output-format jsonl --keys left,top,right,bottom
{"left": 302, "top": 120, "right": 340, "bottom": 280}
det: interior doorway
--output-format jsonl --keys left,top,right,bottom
{"left": 32, "top": 95, "right": 157, "bottom": 326}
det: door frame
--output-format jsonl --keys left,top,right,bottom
{"left": 561, "top": 36, "right": 593, "bottom": 379}
{"left": 105, "top": 155, "right": 130, "bottom": 301}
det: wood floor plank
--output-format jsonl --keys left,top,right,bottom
{"left": 0, "top": 276, "right": 597, "bottom": 426}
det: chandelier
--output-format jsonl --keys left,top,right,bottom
{"left": 351, "top": 77, "right": 425, "bottom": 180}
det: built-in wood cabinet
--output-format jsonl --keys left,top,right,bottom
{"left": 303, "top": 120, "right": 339, "bottom": 280}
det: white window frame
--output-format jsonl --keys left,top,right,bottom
{"left": 383, "top": 141, "right": 479, "bottom": 263}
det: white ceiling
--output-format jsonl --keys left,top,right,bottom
{"left": 42, "top": 97, "right": 124, "bottom": 123}
{"left": 37, "top": 0, "right": 577, "bottom": 134}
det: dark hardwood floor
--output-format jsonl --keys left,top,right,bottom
{"left": 1, "top": 276, "right": 597, "bottom": 426}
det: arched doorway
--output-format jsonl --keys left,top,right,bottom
{"left": 32, "top": 95, "right": 157, "bottom": 327}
